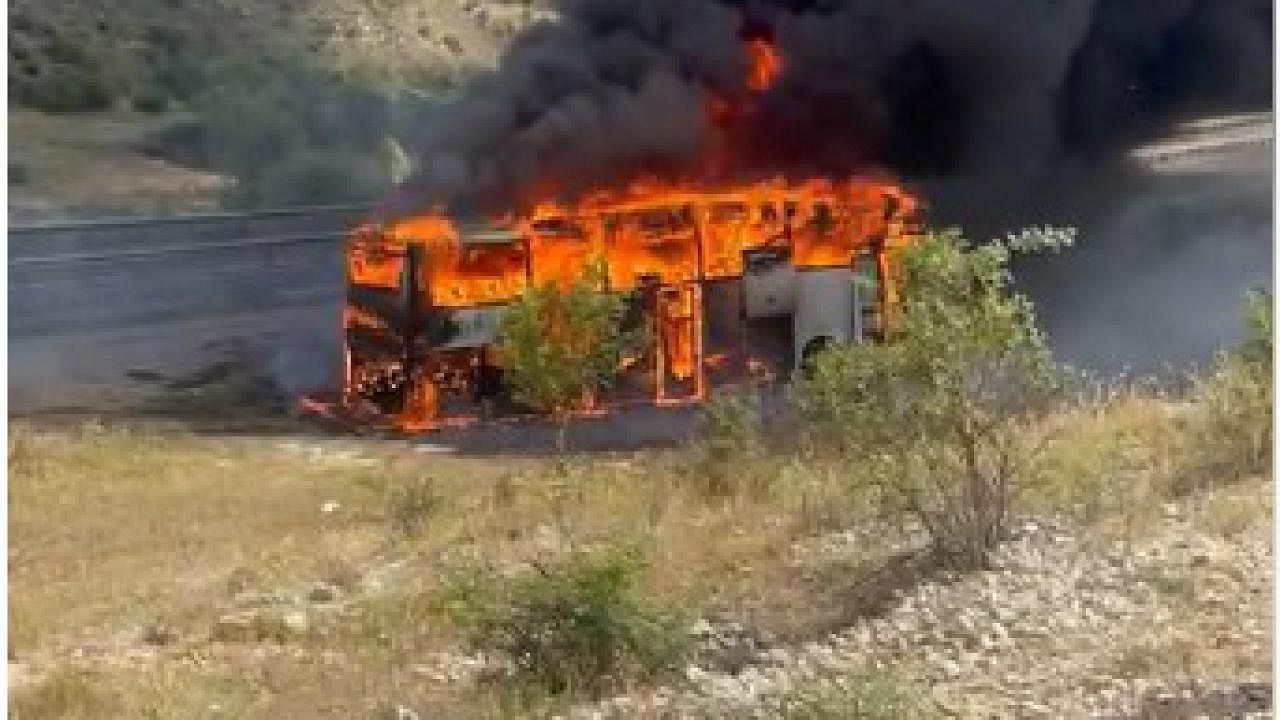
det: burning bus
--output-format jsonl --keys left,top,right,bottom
{"left": 336, "top": 176, "right": 921, "bottom": 431}
{"left": 316, "top": 35, "right": 926, "bottom": 432}
{"left": 307, "top": 0, "right": 1273, "bottom": 433}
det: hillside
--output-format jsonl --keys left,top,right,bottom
{"left": 8, "top": 0, "right": 544, "bottom": 219}
{"left": 9, "top": 0, "right": 536, "bottom": 107}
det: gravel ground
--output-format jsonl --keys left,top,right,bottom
{"left": 9, "top": 455, "right": 1269, "bottom": 719}
{"left": 566, "top": 481, "right": 1272, "bottom": 719}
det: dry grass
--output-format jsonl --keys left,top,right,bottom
{"left": 7, "top": 419, "right": 855, "bottom": 717}
{"left": 8, "top": 420, "right": 560, "bottom": 717}
{"left": 9, "top": 374, "right": 1271, "bottom": 717}
{"left": 1196, "top": 483, "right": 1273, "bottom": 538}
{"left": 7, "top": 421, "right": 528, "bottom": 651}
{"left": 1022, "top": 386, "right": 1268, "bottom": 543}
{"left": 1025, "top": 392, "right": 1182, "bottom": 537}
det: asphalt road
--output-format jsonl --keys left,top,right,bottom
{"left": 9, "top": 206, "right": 362, "bottom": 415}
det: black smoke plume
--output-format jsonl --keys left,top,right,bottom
{"left": 391, "top": 0, "right": 1270, "bottom": 216}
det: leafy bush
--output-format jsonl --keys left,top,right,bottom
{"left": 1174, "top": 290, "right": 1273, "bottom": 490}
{"left": 11, "top": 62, "right": 115, "bottom": 113}
{"left": 443, "top": 547, "right": 689, "bottom": 697}
{"left": 796, "top": 227, "right": 1074, "bottom": 568}
{"left": 139, "top": 21, "right": 211, "bottom": 105}
{"left": 496, "top": 259, "right": 633, "bottom": 449}
{"left": 8, "top": 19, "right": 120, "bottom": 113}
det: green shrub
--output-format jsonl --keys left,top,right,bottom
{"left": 12, "top": 64, "right": 115, "bottom": 113}
{"left": 496, "top": 259, "right": 633, "bottom": 450}
{"left": 8, "top": 24, "right": 122, "bottom": 113}
{"left": 442, "top": 547, "right": 689, "bottom": 697}
{"left": 796, "top": 227, "right": 1074, "bottom": 568}
{"left": 142, "top": 22, "right": 210, "bottom": 103}
{"left": 1174, "top": 290, "right": 1273, "bottom": 490}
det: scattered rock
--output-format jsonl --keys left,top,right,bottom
{"left": 561, "top": 483, "right": 1272, "bottom": 719}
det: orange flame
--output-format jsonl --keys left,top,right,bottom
{"left": 744, "top": 38, "right": 783, "bottom": 92}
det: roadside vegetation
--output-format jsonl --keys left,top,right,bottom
{"left": 796, "top": 227, "right": 1075, "bottom": 568}
{"left": 8, "top": 226, "right": 1272, "bottom": 718}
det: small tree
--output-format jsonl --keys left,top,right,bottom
{"left": 496, "top": 259, "right": 630, "bottom": 451}
{"left": 797, "top": 227, "right": 1074, "bottom": 568}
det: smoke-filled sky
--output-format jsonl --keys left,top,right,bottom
{"left": 393, "top": 0, "right": 1271, "bottom": 215}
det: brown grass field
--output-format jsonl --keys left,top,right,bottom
{"left": 8, "top": 381, "right": 1272, "bottom": 718}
